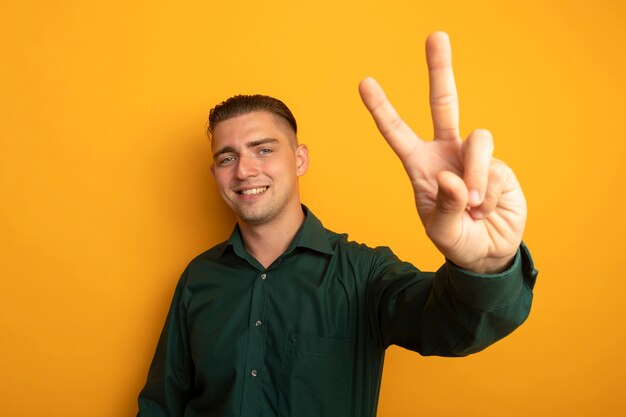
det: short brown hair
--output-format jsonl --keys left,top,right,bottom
{"left": 207, "top": 94, "right": 298, "bottom": 136}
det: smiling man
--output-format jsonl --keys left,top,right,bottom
{"left": 209, "top": 109, "right": 309, "bottom": 267}
{"left": 137, "top": 32, "right": 537, "bottom": 417}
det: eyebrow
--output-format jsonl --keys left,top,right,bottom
{"left": 213, "top": 138, "right": 280, "bottom": 159}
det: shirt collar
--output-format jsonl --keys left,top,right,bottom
{"left": 218, "top": 205, "right": 334, "bottom": 259}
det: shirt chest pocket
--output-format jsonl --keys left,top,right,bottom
{"left": 278, "top": 332, "right": 352, "bottom": 417}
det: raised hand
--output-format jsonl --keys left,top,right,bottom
{"left": 359, "top": 32, "right": 526, "bottom": 273}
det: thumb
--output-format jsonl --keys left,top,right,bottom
{"left": 426, "top": 170, "right": 468, "bottom": 245}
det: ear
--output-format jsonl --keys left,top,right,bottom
{"left": 295, "top": 144, "right": 309, "bottom": 177}
{"left": 210, "top": 164, "right": 216, "bottom": 178}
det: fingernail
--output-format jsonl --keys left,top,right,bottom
{"left": 469, "top": 189, "right": 481, "bottom": 206}
{"left": 471, "top": 208, "right": 484, "bottom": 220}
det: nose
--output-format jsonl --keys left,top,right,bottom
{"left": 235, "top": 154, "right": 259, "bottom": 180}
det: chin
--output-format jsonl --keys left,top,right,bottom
{"left": 236, "top": 208, "right": 276, "bottom": 226}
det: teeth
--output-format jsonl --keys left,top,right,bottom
{"left": 240, "top": 187, "right": 267, "bottom": 195}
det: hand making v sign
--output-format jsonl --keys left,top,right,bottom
{"left": 359, "top": 32, "right": 527, "bottom": 274}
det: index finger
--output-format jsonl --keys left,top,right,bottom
{"left": 426, "top": 32, "right": 460, "bottom": 141}
{"left": 358, "top": 77, "right": 421, "bottom": 159}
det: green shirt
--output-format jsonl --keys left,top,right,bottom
{"left": 138, "top": 207, "right": 537, "bottom": 417}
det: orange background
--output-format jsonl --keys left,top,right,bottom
{"left": 1, "top": 1, "right": 625, "bottom": 416}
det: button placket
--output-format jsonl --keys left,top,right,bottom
{"left": 239, "top": 269, "right": 270, "bottom": 416}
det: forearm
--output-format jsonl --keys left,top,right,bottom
{"left": 425, "top": 242, "right": 537, "bottom": 356}
{"left": 369, "top": 243, "right": 537, "bottom": 356}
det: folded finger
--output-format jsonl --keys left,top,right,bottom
{"left": 463, "top": 129, "right": 494, "bottom": 208}
{"left": 470, "top": 159, "right": 506, "bottom": 219}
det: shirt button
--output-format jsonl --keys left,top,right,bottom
{"left": 260, "top": 273, "right": 267, "bottom": 280}
{"left": 251, "top": 369, "right": 258, "bottom": 377}
{"left": 255, "top": 320, "right": 262, "bottom": 327}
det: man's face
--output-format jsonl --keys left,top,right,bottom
{"left": 210, "top": 111, "right": 309, "bottom": 226}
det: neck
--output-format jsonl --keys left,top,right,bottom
{"left": 238, "top": 205, "right": 305, "bottom": 269}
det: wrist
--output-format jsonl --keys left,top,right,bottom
{"left": 454, "top": 254, "right": 516, "bottom": 275}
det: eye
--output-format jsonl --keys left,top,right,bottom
{"left": 218, "top": 155, "right": 237, "bottom": 166}
{"left": 258, "top": 148, "right": 273, "bottom": 156}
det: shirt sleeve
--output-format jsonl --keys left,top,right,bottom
{"left": 137, "top": 270, "right": 195, "bottom": 417}
{"left": 366, "top": 242, "right": 537, "bottom": 356}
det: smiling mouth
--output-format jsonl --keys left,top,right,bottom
{"left": 238, "top": 186, "right": 268, "bottom": 195}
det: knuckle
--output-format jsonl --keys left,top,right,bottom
{"left": 489, "top": 159, "right": 513, "bottom": 179}
{"left": 430, "top": 93, "right": 458, "bottom": 108}
{"left": 380, "top": 116, "right": 405, "bottom": 137}
{"left": 473, "top": 128, "right": 493, "bottom": 138}
{"left": 473, "top": 130, "right": 494, "bottom": 148}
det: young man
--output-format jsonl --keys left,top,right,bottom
{"left": 137, "top": 32, "right": 537, "bottom": 417}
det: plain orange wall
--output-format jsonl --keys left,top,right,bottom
{"left": 1, "top": 1, "right": 625, "bottom": 416}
